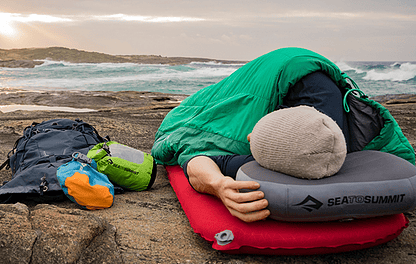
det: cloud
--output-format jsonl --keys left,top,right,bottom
{"left": 0, "top": 12, "right": 72, "bottom": 23}
{"left": 90, "top": 14, "right": 206, "bottom": 23}
{"left": 0, "top": 11, "right": 206, "bottom": 24}
{"left": 232, "top": 10, "right": 416, "bottom": 23}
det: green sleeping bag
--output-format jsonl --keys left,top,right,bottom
{"left": 151, "top": 47, "right": 414, "bottom": 166}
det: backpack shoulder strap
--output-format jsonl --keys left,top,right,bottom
{"left": 0, "top": 158, "right": 9, "bottom": 171}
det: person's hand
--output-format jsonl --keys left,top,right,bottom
{"left": 186, "top": 155, "right": 269, "bottom": 222}
{"left": 213, "top": 176, "right": 270, "bottom": 222}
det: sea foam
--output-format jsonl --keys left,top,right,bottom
{"left": 1, "top": 60, "right": 415, "bottom": 96}
{"left": 363, "top": 62, "right": 416, "bottom": 82}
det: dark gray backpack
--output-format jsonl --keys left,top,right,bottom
{"left": 0, "top": 118, "right": 106, "bottom": 203}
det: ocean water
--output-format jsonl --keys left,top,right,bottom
{"left": 0, "top": 60, "right": 415, "bottom": 97}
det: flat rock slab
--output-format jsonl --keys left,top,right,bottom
{"left": 0, "top": 203, "right": 122, "bottom": 264}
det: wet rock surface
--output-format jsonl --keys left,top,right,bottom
{"left": 0, "top": 60, "right": 44, "bottom": 68}
{"left": 0, "top": 90, "right": 415, "bottom": 263}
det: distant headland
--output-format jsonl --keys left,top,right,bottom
{"left": 0, "top": 47, "right": 247, "bottom": 68}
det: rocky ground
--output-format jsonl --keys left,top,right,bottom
{"left": 0, "top": 89, "right": 415, "bottom": 263}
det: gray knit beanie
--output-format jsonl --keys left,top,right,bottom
{"left": 250, "top": 105, "right": 347, "bottom": 179}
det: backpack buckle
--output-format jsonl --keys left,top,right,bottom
{"left": 39, "top": 175, "right": 49, "bottom": 195}
{"left": 72, "top": 152, "right": 93, "bottom": 164}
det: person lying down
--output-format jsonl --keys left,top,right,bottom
{"left": 151, "top": 47, "right": 414, "bottom": 223}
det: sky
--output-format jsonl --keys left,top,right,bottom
{"left": 0, "top": 0, "right": 415, "bottom": 62}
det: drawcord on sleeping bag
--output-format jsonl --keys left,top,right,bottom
{"left": 342, "top": 73, "right": 368, "bottom": 113}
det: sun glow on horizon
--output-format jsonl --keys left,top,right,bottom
{"left": 0, "top": 12, "right": 73, "bottom": 39}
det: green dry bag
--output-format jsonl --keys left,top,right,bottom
{"left": 87, "top": 141, "right": 156, "bottom": 191}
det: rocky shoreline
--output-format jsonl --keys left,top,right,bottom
{"left": 0, "top": 89, "right": 415, "bottom": 263}
{"left": 0, "top": 47, "right": 247, "bottom": 67}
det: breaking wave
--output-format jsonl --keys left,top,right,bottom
{"left": 337, "top": 61, "right": 416, "bottom": 82}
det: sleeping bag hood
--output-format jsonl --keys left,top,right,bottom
{"left": 151, "top": 47, "right": 415, "bottom": 166}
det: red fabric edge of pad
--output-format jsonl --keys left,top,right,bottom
{"left": 165, "top": 165, "right": 409, "bottom": 255}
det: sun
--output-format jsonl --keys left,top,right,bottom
{"left": 0, "top": 12, "right": 18, "bottom": 38}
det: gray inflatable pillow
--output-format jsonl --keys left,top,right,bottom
{"left": 237, "top": 150, "right": 416, "bottom": 222}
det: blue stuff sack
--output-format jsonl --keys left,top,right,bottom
{"left": 57, "top": 152, "right": 114, "bottom": 210}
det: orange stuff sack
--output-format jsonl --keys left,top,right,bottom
{"left": 57, "top": 153, "right": 114, "bottom": 210}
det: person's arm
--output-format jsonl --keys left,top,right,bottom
{"left": 186, "top": 155, "right": 270, "bottom": 222}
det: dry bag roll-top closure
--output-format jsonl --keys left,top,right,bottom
{"left": 87, "top": 141, "right": 157, "bottom": 192}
